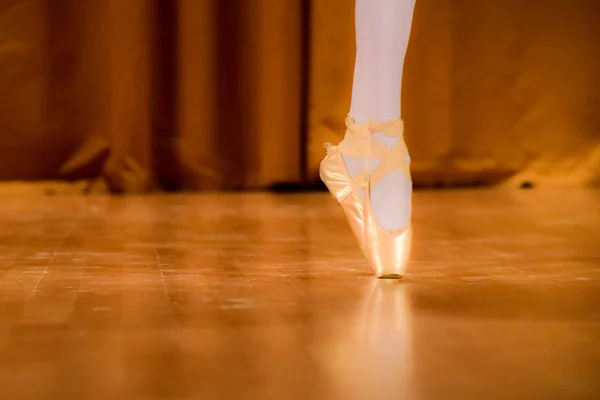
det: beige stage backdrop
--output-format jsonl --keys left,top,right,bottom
{"left": 0, "top": 0, "right": 599, "bottom": 193}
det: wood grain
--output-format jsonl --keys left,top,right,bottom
{"left": 0, "top": 189, "right": 599, "bottom": 399}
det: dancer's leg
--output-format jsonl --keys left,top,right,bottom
{"left": 348, "top": 0, "right": 374, "bottom": 124}
{"left": 345, "top": 0, "right": 417, "bottom": 230}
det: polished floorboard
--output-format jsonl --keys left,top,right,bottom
{"left": 0, "top": 189, "right": 599, "bottom": 399}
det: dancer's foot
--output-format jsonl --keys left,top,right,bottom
{"left": 320, "top": 117, "right": 371, "bottom": 264}
{"left": 321, "top": 117, "right": 412, "bottom": 278}
{"left": 363, "top": 118, "right": 412, "bottom": 278}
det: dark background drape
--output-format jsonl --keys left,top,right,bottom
{"left": 1, "top": 0, "right": 599, "bottom": 194}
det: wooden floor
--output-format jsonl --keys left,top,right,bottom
{"left": 0, "top": 189, "right": 599, "bottom": 399}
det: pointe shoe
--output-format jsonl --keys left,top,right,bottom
{"left": 363, "top": 118, "right": 412, "bottom": 279}
{"left": 320, "top": 117, "right": 372, "bottom": 267}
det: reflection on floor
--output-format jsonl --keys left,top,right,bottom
{"left": 0, "top": 189, "right": 599, "bottom": 399}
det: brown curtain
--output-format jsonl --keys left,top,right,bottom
{"left": 0, "top": 0, "right": 599, "bottom": 194}
{"left": 0, "top": 0, "right": 303, "bottom": 193}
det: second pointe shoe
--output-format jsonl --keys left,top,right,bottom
{"left": 363, "top": 118, "right": 413, "bottom": 279}
{"left": 320, "top": 117, "right": 372, "bottom": 268}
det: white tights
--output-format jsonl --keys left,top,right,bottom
{"left": 344, "top": 0, "right": 416, "bottom": 231}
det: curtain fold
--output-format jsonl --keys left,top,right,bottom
{"left": 0, "top": 0, "right": 598, "bottom": 193}
{"left": 0, "top": 0, "right": 303, "bottom": 193}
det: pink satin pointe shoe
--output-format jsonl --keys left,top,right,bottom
{"left": 320, "top": 117, "right": 371, "bottom": 262}
{"left": 363, "top": 118, "right": 412, "bottom": 279}
{"left": 320, "top": 117, "right": 413, "bottom": 278}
